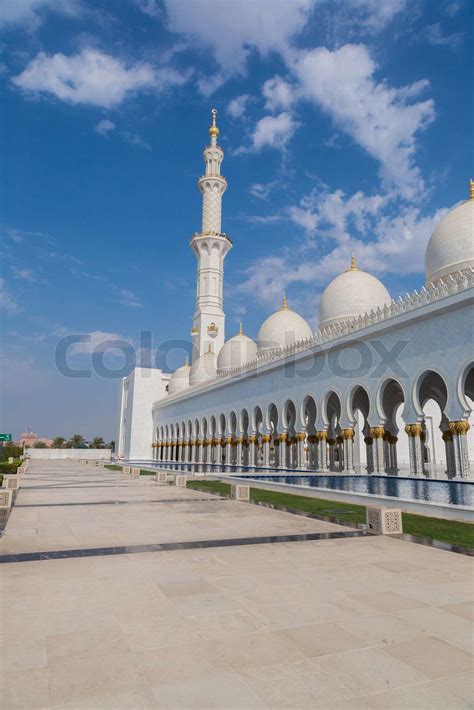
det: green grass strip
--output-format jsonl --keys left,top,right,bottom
{"left": 186, "top": 479, "right": 474, "bottom": 549}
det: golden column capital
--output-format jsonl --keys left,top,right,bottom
{"left": 341, "top": 428, "right": 354, "bottom": 440}
{"left": 295, "top": 432, "right": 306, "bottom": 442}
{"left": 370, "top": 426, "right": 386, "bottom": 439}
{"left": 261, "top": 434, "right": 271, "bottom": 443}
{"left": 405, "top": 423, "right": 423, "bottom": 437}
{"left": 448, "top": 420, "right": 470, "bottom": 435}
{"left": 247, "top": 435, "right": 256, "bottom": 444}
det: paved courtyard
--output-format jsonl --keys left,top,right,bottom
{"left": 1, "top": 461, "right": 473, "bottom": 708}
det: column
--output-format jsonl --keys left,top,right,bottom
{"left": 317, "top": 432, "right": 329, "bottom": 471}
{"left": 235, "top": 437, "right": 243, "bottom": 467}
{"left": 277, "top": 434, "right": 287, "bottom": 470}
{"left": 225, "top": 436, "right": 232, "bottom": 467}
{"left": 341, "top": 428, "right": 355, "bottom": 473}
{"left": 189, "top": 439, "right": 195, "bottom": 464}
{"left": 215, "top": 438, "right": 222, "bottom": 467}
{"left": 448, "top": 421, "right": 471, "bottom": 479}
{"left": 295, "top": 432, "right": 306, "bottom": 469}
{"left": 262, "top": 434, "right": 271, "bottom": 468}
{"left": 404, "top": 424, "right": 424, "bottom": 477}
{"left": 247, "top": 435, "right": 256, "bottom": 467}
{"left": 196, "top": 439, "right": 202, "bottom": 464}
{"left": 369, "top": 427, "right": 386, "bottom": 475}
{"left": 442, "top": 431, "right": 455, "bottom": 477}
{"left": 364, "top": 436, "right": 374, "bottom": 473}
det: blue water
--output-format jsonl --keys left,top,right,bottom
{"left": 235, "top": 474, "right": 474, "bottom": 507}
{"left": 126, "top": 460, "right": 474, "bottom": 508}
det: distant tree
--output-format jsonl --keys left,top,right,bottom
{"left": 68, "top": 434, "right": 86, "bottom": 448}
{"left": 107, "top": 440, "right": 116, "bottom": 452}
{"left": 33, "top": 441, "right": 47, "bottom": 448}
{"left": 90, "top": 436, "right": 105, "bottom": 449}
{"left": 52, "top": 436, "right": 66, "bottom": 449}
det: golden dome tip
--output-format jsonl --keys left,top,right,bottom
{"left": 209, "top": 108, "right": 219, "bottom": 138}
{"left": 239, "top": 321, "right": 243, "bottom": 335}
{"left": 282, "top": 292, "right": 288, "bottom": 310}
{"left": 469, "top": 178, "right": 474, "bottom": 200}
{"left": 350, "top": 254, "right": 357, "bottom": 271}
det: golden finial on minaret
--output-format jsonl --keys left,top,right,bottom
{"left": 282, "top": 292, "right": 288, "bottom": 310}
{"left": 209, "top": 108, "right": 219, "bottom": 140}
{"left": 469, "top": 178, "right": 474, "bottom": 200}
{"left": 238, "top": 321, "right": 243, "bottom": 336}
{"left": 350, "top": 253, "right": 357, "bottom": 271}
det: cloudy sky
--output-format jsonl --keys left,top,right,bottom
{"left": 1, "top": 0, "right": 471, "bottom": 441}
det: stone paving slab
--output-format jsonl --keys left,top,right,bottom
{"left": 0, "top": 461, "right": 473, "bottom": 708}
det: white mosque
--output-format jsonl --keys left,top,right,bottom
{"left": 118, "top": 110, "right": 474, "bottom": 479}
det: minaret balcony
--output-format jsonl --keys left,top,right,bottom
{"left": 190, "top": 232, "right": 233, "bottom": 245}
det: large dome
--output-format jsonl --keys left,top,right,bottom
{"left": 168, "top": 358, "right": 190, "bottom": 394}
{"left": 425, "top": 193, "right": 474, "bottom": 285}
{"left": 258, "top": 296, "right": 313, "bottom": 352}
{"left": 189, "top": 347, "right": 217, "bottom": 386}
{"left": 318, "top": 258, "right": 391, "bottom": 330}
{"left": 217, "top": 325, "right": 257, "bottom": 373}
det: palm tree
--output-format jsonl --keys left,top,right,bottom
{"left": 68, "top": 434, "right": 86, "bottom": 448}
{"left": 90, "top": 437, "right": 105, "bottom": 449}
{"left": 107, "top": 440, "right": 116, "bottom": 452}
{"left": 33, "top": 441, "right": 47, "bottom": 448}
{"left": 52, "top": 436, "right": 66, "bottom": 449}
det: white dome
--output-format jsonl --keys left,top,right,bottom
{"left": 217, "top": 326, "right": 257, "bottom": 373}
{"left": 319, "top": 260, "right": 391, "bottom": 330}
{"left": 258, "top": 296, "right": 313, "bottom": 352}
{"left": 168, "top": 359, "right": 190, "bottom": 394}
{"left": 425, "top": 198, "right": 474, "bottom": 284}
{"left": 189, "top": 348, "right": 217, "bottom": 386}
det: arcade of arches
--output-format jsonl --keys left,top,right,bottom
{"left": 153, "top": 368, "right": 474, "bottom": 480}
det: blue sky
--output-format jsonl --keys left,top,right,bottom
{"left": 0, "top": 0, "right": 472, "bottom": 441}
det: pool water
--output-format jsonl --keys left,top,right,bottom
{"left": 127, "top": 460, "right": 473, "bottom": 508}
{"left": 234, "top": 473, "right": 473, "bottom": 507}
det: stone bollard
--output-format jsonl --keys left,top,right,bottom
{"left": 123, "top": 466, "right": 131, "bottom": 475}
{"left": 17, "top": 466, "right": 26, "bottom": 476}
{"left": 230, "top": 484, "right": 250, "bottom": 501}
{"left": 175, "top": 474, "right": 187, "bottom": 487}
{"left": 8, "top": 457, "right": 13, "bottom": 464}
{"left": 0, "top": 489, "right": 13, "bottom": 509}
{"left": 130, "top": 467, "right": 140, "bottom": 478}
{"left": 156, "top": 471, "right": 169, "bottom": 484}
{"left": 5, "top": 477, "right": 20, "bottom": 491}
{"left": 97, "top": 462, "right": 104, "bottom": 468}
{"left": 366, "top": 507, "right": 403, "bottom": 535}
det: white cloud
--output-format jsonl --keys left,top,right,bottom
{"left": 344, "top": 0, "right": 407, "bottom": 32}
{"left": 262, "top": 76, "right": 295, "bottom": 112}
{"left": 291, "top": 43, "right": 435, "bottom": 200}
{"left": 237, "top": 187, "right": 448, "bottom": 311}
{"left": 249, "top": 181, "right": 277, "bottom": 200}
{"left": 120, "top": 131, "right": 151, "bottom": 151}
{"left": 0, "top": 277, "right": 21, "bottom": 313}
{"left": 238, "top": 112, "right": 297, "bottom": 153}
{"left": 113, "top": 287, "right": 143, "bottom": 308}
{"left": 12, "top": 49, "right": 158, "bottom": 108}
{"left": 10, "top": 266, "right": 41, "bottom": 282}
{"left": 423, "top": 22, "right": 463, "bottom": 48}
{"left": 69, "top": 331, "right": 131, "bottom": 356}
{"left": 134, "top": 0, "right": 162, "bottom": 19}
{"left": 95, "top": 119, "right": 116, "bottom": 136}
{"left": 164, "top": 0, "right": 314, "bottom": 84}
{"left": 227, "top": 94, "right": 250, "bottom": 119}
{"left": 0, "top": 0, "right": 82, "bottom": 29}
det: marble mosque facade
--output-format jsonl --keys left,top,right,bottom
{"left": 118, "top": 111, "right": 474, "bottom": 480}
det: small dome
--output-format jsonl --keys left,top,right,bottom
{"left": 169, "top": 358, "right": 190, "bottom": 394}
{"left": 318, "top": 258, "right": 391, "bottom": 330}
{"left": 189, "top": 347, "right": 217, "bottom": 386}
{"left": 258, "top": 295, "right": 313, "bottom": 352}
{"left": 217, "top": 324, "right": 257, "bottom": 373}
{"left": 425, "top": 193, "right": 474, "bottom": 284}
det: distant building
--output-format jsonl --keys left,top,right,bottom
{"left": 18, "top": 430, "right": 53, "bottom": 448}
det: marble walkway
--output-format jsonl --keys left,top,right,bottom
{"left": 0, "top": 461, "right": 472, "bottom": 708}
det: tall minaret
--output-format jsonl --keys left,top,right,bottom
{"left": 190, "top": 109, "right": 232, "bottom": 361}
